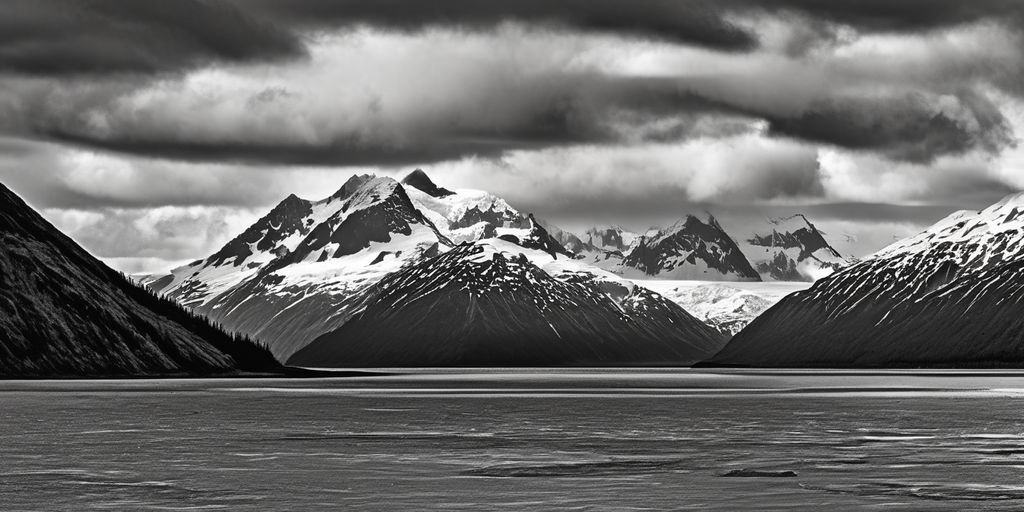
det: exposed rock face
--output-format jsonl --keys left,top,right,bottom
{"left": 710, "top": 194, "right": 1024, "bottom": 367}
{"left": 0, "top": 183, "right": 280, "bottom": 377}
{"left": 584, "top": 226, "right": 636, "bottom": 252}
{"left": 154, "top": 170, "right": 729, "bottom": 363}
{"left": 620, "top": 214, "right": 761, "bottom": 281}
{"left": 740, "top": 214, "right": 850, "bottom": 281}
{"left": 401, "top": 168, "right": 455, "bottom": 198}
{"left": 288, "top": 242, "right": 726, "bottom": 368}
{"left": 155, "top": 175, "right": 452, "bottom": 360}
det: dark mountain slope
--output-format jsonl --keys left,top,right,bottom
{"left": 709, "top": 259, "right": 1024, "bottom": 367}
{"left": 288, "top": 242, "right": 725, "bottom": 367}
{"left": 0, "top": 183, "right": 280, "bottom": 377}
{"left": 709, "top": 195, "right": 1024, "bottom": 367}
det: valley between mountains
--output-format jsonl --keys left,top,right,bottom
{"left": 5, "top": 167, "right": 1024, "bottom": 374}
{"left": 136, "top": 169, "right": 852, "bottom": 366}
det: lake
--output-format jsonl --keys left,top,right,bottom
{"left": 4, "top": 369, "right": 1024, "bottom": 510}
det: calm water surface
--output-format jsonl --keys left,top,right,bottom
{"left": 4, "top": 369, "right": 1024, "bottom": 511}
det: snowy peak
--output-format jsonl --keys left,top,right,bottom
{"left": 327, "top": 173, "right": 378, "bottom": 203}
{"left": 742, "top": 214, "right": 848, "bottom": 281}
{"left": 537, "top": 220, "right": 591, "bottom": 254}
{"left": 206, "top": 193, "right": 313, "bottom": 268}
{"left": 871, "top": 193, "right": 1024, "bottom": 268}
{"left": 494, "top": 214, "right": 573, "bottom": 259}
{"left": 584, "top": 225, "right": 637, "bottom": 252}
{"left": 401, "top": 169, "right": 455, "bottom": 198}
{"left": 621, "top": 213, "right": 761, "bottom": 281}
{"left": 272, "top": 176, "right": 446, "bottom": 266}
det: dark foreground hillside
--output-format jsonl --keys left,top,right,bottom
{"left": 0, "top": 183, "right": 281, "bottom": 377}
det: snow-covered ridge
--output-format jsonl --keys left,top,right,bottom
{"left": 712, "top": 192, "right": 1024, "bottom": 367}
{"left": 620, "top": 214, "right": 761, "bottom": 281}
{"left": 869, "top": 193, "right": 1024, "bottom": 266}
{"left": 740, "top": 214, "right": 850, "bottom": 281}
{"left": 785, "top": 191, "right": 1024, "bottom": 321}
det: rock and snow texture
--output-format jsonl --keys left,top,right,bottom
{"left": 739, "top": 214, "right": 852, "bottom": 281}
{"left": 710, "top": 193, "right": 1024, "bottom": 367}
{"left": 638, "top": 280, "right": 811, "bottom": 336}
{"left": 585, "top": 226, "right": 638, "bottom": 252}
{"left": 401, "top": 168, "right": 455, "bottom": 198}
{"left": 288, "top": 241, "right": 725, "bottom": 368}
{"left": 153, "top": 174, "right": 453, "bottom": 360}
{"left": 0, "top": 183, "right": 279, "bottom": 377}
{"left": 534, "top": 222, "right": 633, "bottom": 272}
{"left": 151, "top": 170, "right": 593, "bottom": 361}
{"left": 620, "top": 214, "right": 761, "bottom": 281}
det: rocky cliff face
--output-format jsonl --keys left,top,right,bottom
{"left": 620, "top": 214, "right": 761, "bottom": 281}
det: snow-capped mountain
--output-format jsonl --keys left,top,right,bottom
{"left": 149, "top": 170, "right": 630, "bottom": 361}
{"left": 536, "top": 221, "right": 628, "bottom": 271}
{"left": 401, "top": 168, "right": 455, "bottom": 198}
{"left": 738, "top": 214, "right": 851, "bottom": 281}
{"left": 288, "top": 240, "right": 725, "bottom": 367}
{"left": 152, "top": 174, "right": 453, "bottom": 360}
{"left": 619, "top": 214, "right": 761, "bottom": 281}
{"left": 0, "top": 183, "right": 279, "bottom": 377}
{"left": 710, "top": 193, "right": 1024, "bottom": 367}
{"left": 402, "top": 172, "right": 530, "bottom": 244}
{"left": 585, "top": 225, "right": 638, "bottom": 252}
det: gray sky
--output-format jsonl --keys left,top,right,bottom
{"left": 3, "top": 1, "right": 1024, "bottom": 272}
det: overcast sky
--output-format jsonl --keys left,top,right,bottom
{"left": 4, "top": 0, "right": 1024, "bottom": 272}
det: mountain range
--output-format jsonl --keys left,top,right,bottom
{"left": 290, "top": 241, "right": 724, "bottom": 367}
{"left": 146, "top": 170, "right": 745, "bottom": 366}
{"left": 710, "top": 194, "right": 1024, "bottom": 367}
{"left": 0, "top": 183, "right": 281, "bottom": 377}
{"left": 8, "top": 165, "right": 1018, "bottom": 372}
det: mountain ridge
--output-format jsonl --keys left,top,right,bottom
{"left": 709, "top": 193, "right": 1024, "bottom": 367}
{"left": 0, "top": 183, "right": 280, "bottom": 377}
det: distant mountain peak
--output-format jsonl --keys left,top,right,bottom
{"left": 328, "top": 173, "right": 377, "bottom": 202}
{"left": 401, "top": 169, "right": 455, "bottom": 198}
{"left": 741, "top": 213, "right": 847, "bottom": 281}
{"left": 712, "top": 193, "right": 1024, "bottom": 367}
{"left": 620, "top": 213, "right": 761, "bottom": 281}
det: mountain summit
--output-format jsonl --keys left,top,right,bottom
{"left": 401, "top": 168, "right": 455, "bottom": 198}
{"left": 740, "top": 214, "right": 850, "bottom": 281}
{"left": 152, "top": 174, "right": 451, "bottom": 360}
{"left": 620, "top": 214, "right": 761, "bottom": 281}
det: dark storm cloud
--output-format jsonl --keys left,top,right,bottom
{"left": 242, "top": 0, "right": 757, "bottom": 51}
{"left": 15, "top": 72, "right": 1014, "bottom": 166}
{"left": 0, "top": 0, "right": 758, "bottom": 80}
{"left": 746, "top": 0, "right": 1024, "bottom": 34}
{"left": 41, "top": 131, "right": 526, "bottom": 167}
{"left": 0, "top": 0, "right": 1021, "bottom": 168}
{"left": 761, "top": 93, "right": 1016, "bottom": 163}
{"left": 0, "top": 0, "right": 303, "bottom": 76}
{"left": 3, "top": 0, "right": 1023, "bottom": 79}
{"left": 22, "top": 75, "right": 734, "bottom": 167}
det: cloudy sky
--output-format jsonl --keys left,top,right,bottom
{"left": 4, "top": 0, "right": 1024, "bottom": 273}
